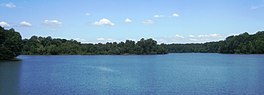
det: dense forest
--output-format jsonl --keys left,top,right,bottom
{"left": 22, "top": 36, "right": 167, "bottom": 55}
{"left": 165, "top": 31, "right": 264, "bottom": 54}
{"left": 21, "top": 31, "right": 264, "bottom": 55}
{"left": 166, "top": 31, "right": 264, "bottom": 54}
{"left": 218, "top": 32, "right": 264, "bottom": 54}
{"left": 1, "top": 26, "right": 264, "bottom": 60}
{"left": 0, "top": 27, "right": 23, "bottom": 60}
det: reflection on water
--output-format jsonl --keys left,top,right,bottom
{"left": 0, "top": 60, "right": 21, "bottom": 95}
{"left": 1, "top": 54, "right": 264, "bottom": 95}
{"left": 86, "top": 66, "right": 118, "bottom": 72}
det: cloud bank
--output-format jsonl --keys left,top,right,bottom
{"left": 43, "top": 20, "right": 62, "bottom": 27}
{"left": 0, "top": 21, "right": 11, "bottom": 27}
{"left": 19, "top": 21, "right": 32, "bottom": 27}
{"left": 94, "top": 18, "right": 114, "bottom": 26}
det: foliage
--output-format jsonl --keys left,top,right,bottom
{"left": 164, "top": 31, "right": 264, "bottom": 54}
{"left": 2, "top": 26, "right": 264, "bottom": 58}
{"left": 0, "top": 27, "right": 23, "bottom": 60}
{"left": 218, "top": 31, "right": 264, "bottom": 54}
{"left": 22, "top": 37, "right": 168, "bottom": 55}
{"left": 165, "top": 43, "right": 207, "bottom": 53}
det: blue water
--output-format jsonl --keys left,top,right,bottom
{"left": 1, "top": 53, "right": 264, "bottom": 95}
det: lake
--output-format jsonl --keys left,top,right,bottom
{"left": 1, "top": 53, "right": 264, "bottom": 95}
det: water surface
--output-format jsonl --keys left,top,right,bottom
{"left": 1, "top": 53, "right": 264, "bottom": 95}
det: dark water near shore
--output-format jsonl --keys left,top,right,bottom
{"left": 1, "top": 53, "right": 264, "bottom": 95}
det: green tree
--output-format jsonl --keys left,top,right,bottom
{"left": 0, "top": 27, "right": 23, "bottom": 60}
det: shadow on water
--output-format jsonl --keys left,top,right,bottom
{"left": 0, "top": 60, "right": 22, "bottom": 95}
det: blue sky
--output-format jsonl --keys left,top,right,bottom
{"left": 0, "top": 0, "right": 264, "bottom": 43}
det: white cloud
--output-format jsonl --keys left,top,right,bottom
{"left": 98, "top": 38, "right": 114, "bottom": 41}
{"left": 19, "top": 21, "right": 32, "bottom": 27}
{"left": 43, "top": 20, "right": 62, "bottom": 27}
{"left": 0, "top": 21, "right": 11, "bottom": 27}
{"left": 189, "top": 35, "right": 195, "bottom": 37}
{"left": 153, "top": 15, "right": 164, "bottom": 18}
{"left": 189, "top": 39, "right": 199, "bottom": 41}
{"left": 175, "top": 34, "right": 184, "bottom": 38}
{"left": 94, "top": 18, "right": 114, "bottom": 26}
{"left": 156, "top": 33, "right": 225, "bottom": 44}
{"left": 197, "top": 34, "right": 222, "bottom": 38}
{"left": 95, "top": 37, "right": 120, "bottom": 43}
{"left": 1, "top": 2, "right": 16, "bottom": 8}
{"left": 85, "top": 13, "right": 91, "bottom": 16}
{"left": 172, "top": 13, "right": 179, "bottom": 17}
{"left": 125, "top": 18, "right": 132, "bottom": 23}
{"left": 188, "top": 34, "right": 224, "bottom": 43}
{"left": 75, "top": 38, "right": 85, "bottom": 41}
{"left": 143, "top": 19, "right": 153, "bottom": 25}
{"left": 97, "top": 37, "right": 105, "bottom": 41}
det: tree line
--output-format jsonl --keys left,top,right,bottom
{"left": 165, "top": 31, "right": 264, "bottom": 54}
{"left": 1, "top": 26, "right": 264, "bottom": 60}
{"left": 218, "top": 32, "right": 264, "bottom": 54}
{"left": 21, "top": 31, "right": 264, "bottom": 55}
{"left": 22, "top": 36, "right": 167, "bottom": 55}
{"left": 0, "top": 27, "right": 23, "bottom": 60}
